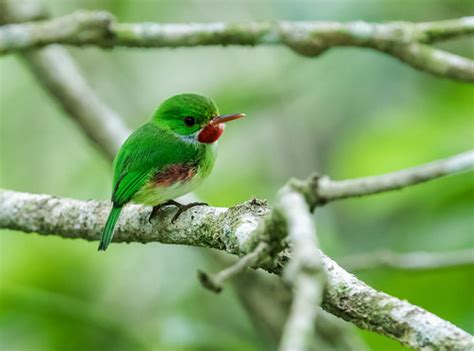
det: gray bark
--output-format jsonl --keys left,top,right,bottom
{"left": 1, "top": 190, "right": 473, "bottom": 350}
{"left": 0, "top": 10, "right": 473, "bottom": 81}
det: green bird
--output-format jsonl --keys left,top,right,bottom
{"left": 98, "top": 93, "right": 244, "bottom": 251}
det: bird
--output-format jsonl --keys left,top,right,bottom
{"left": 98, "top": 93, "right": 245, "bottom": 251}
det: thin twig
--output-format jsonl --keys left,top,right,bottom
{"left": 1, "top": 189, "right": 472, "bottom": 350}
{"left": 276, "top": 185, "right": 326, "bottom": 351}
{"left": 198, "top": 242, "right": 269, "bottom": 293}
{"left": 1, "top": 11, "right": 473, "bottom": 81}
{"left": 340, "top": 248, "right": 474, "bottom": 272}
{"left": 310, "top": 150, "right": 474, "bottom": 206}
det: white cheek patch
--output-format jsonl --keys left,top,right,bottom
{"left": 175, "top": 130, "right": 201, "bottom": 144}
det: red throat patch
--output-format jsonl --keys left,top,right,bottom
{"left": 197, "top": 124, "right": 224, "bottom": 144}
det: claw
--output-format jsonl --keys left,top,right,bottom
{"left": 149, "top": 200, "right": 183, "bottom": 223}
{"left": 171, "top": 202, "right": 208, "bottom": 223}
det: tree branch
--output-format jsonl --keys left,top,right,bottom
{"left": 1, "top": 11, "right": 473, "bottom": 81}
{"left": 2, "top": 3, "right": 473, "bottom": 349}
{"left": 340, "top": 248, "right": 474, "bottom": 271}
{"left": 307, "top": 150, "right": 474, "bottom": 206}
{"left": 198, "top": 242, "right": 269, "bottom": 293}
{"left": 1, "top": 189, "right": 472, "bottom": 350}
{"left": 224, "top": 265, "right": 370, "bottom": 351}
{"left": 21, "top": 47, "right": 130, "bottom": 161}
{"left": 0, "top": 5, "right": 130, "bottom": 161}
{"left": 276, "top": 186, "right": 326, "bottom": 351}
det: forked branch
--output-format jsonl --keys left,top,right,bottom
{"left": 0, "top": 188, "right": 473, "bottom": 350}
{"left": 1, "top": 150, "right": 473, "bottom": 349}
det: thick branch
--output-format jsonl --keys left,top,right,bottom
{"left": 1, "top": 11, "right": 473, "bottom": 81}
{"left": 341, "top": 248, "right": 474, "bottom": 271}
{"left": 1, "top": 190, "right": 472, "bottom": 350}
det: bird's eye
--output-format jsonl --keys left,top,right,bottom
{"left": 184, "top": 116, "right": 196, "bottom": 127}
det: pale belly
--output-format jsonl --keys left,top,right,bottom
{"left": 131, "top": 173, "right": 205, "bottom": 206}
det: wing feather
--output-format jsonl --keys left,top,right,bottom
{"left": 110, "top": 123, "right": 200, "bottom": 206}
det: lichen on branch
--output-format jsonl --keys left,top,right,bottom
{"left": 1, "top": 10, "right": 473, "bottom": 81}
{"left": 0, "top": 189, "right": 473, "bottom": 350}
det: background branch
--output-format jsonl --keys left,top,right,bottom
{"left": 1, "top": 189, "right": 473, "bottom": 350}
{"left": 308, "top": 150, "right": 474, "bottom": 206}
{"left": 21, "top": 47, "right": 130, "bottom": 160}
{"left": 0, "top": 4, "right": 130, "bottom": 161}
{"left": 1, "top": 11, "right": 473, "bottom": 81}
{"left": 340, "top": 248, "right": 474, "bottom": 272}
{"left": 198, "top": 242, "right": 269, "bottom": 293}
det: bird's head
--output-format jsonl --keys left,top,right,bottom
{"left": 152, "top": 93, "right": 244, "bottom": 144}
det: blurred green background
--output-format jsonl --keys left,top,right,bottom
{"left": 1, "top": 0, "right": 473, "bottom": 350}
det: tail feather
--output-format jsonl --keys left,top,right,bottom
{"left": 98, "top": 206, "right": 122, "bottom": 251}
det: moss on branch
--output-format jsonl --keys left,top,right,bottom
{"left": 1, "top": 189, "right": 473, "bottom": 350}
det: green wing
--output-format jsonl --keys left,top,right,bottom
{"left": 111, "top": 122, "right": 199, "bottom": 206}
{"left": 112, "top": 171, "right": 151, "bottom": 206}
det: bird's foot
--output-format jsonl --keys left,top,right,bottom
{"left": 149, "top": 200, "right": 183, "bottom": 223}
{"left": 149, "top": 200, "right": 208, "bottom": 223}
{"left": 171, "top": 202, "right": 208, "bottom": 223}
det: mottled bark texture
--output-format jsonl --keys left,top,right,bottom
{"left": 0, "top": 10, "right": 473, "bottom": 81}
{"left": 1, "top": 190, "right": 473, "bottom": 350}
